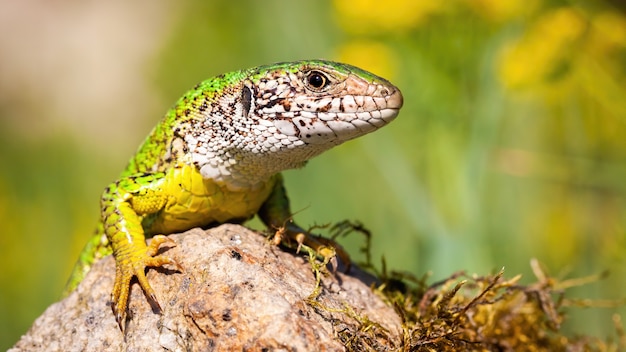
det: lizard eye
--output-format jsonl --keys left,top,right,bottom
{"left": 305, "top": 71, "right": 329, "bottom": 91}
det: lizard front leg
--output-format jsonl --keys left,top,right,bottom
{"left": 102, "top": 173, "right": 181, "bottom": 330}
{"left": 258, "top": 174, "right": 350, "bottom": 270}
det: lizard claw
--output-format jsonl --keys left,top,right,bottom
{"left": 110, "top": 235, "right": 182, "bottom": 331}
{"left": 282, "top": 226, "right": 351, "bottom": 273}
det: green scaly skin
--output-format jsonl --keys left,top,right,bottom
{"left": 64, "top": 60, "right": 404, "bottom": 330}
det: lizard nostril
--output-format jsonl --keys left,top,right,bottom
{"left": 386, "top": 88, "right": 403, "bottom": 109}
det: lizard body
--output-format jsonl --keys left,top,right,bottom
{"left": 65, "top": 60, "right": 403, "bottom": 329}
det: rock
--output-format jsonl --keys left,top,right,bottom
{"left": 10, "top": 224, "right": 402, "bottom": 351}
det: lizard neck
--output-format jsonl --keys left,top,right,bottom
{"left": 185, "top": 130, "right": 332, "bottom": 191}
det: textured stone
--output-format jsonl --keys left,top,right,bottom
{"left": 11, "top": 224, "right": 401, "bottom": 351}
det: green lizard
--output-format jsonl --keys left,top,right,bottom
{"left": 65, "top": 60, "right": 403, "bottom": 330}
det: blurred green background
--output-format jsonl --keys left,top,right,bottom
{"left": 1, "top": 0, "right": 625, "bottom": 348}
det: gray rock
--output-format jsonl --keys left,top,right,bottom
{"left": 10, "top": 224, "right": 401, "bottom": 351}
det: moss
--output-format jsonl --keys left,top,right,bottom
{"left": 307, "top": 221, "right": 626, "bottom": 351}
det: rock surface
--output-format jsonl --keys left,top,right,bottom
{"left": 10, "top": 224, "right": 402, "bottom": 351}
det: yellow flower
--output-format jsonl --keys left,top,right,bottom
{"left": 333, "top": 0, "right": 446, "bottom": 34}
{"left": 498, "top": 7, "right": 586, "bottom": 90}
{"left": 462, "top": 0, "right": 541, "bottom": 22}
{"left": 588, "top": 11, "right": 626, "bottom": 54}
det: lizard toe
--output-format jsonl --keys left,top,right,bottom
{"left": 111, "top": 264, "right": 133, "bottom": 331}
{"left": 110, "top": 240, "right": 181, "bottom": 331}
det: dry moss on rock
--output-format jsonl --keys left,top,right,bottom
{"left": 319, "top": 221, "right": 625, "bottom": 351}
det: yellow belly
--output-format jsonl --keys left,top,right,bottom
{"left": 145, "top": 163, "right": 277, "bottom": 235}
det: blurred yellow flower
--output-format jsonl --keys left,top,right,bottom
{"left": 333, "top": 0, "right": 446, "bottom": 34}
{"left": 587, "top": 11, "right": 626, "bottom": 73}
{"left": 498, "top": 7, "right": 586, "bottom": 90}
{"left": 462, "top": 0, "right": 541, "bottom": 22}
{"left": 590, "top": 11, "right": 626, "bottom": 50}
{"left": 335, "top": 40, "right": 397, "bottom": 80}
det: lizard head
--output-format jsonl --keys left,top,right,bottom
{"left": 187, "top": 60, "right": 403, "bottom": 188}
{"left": 243, "top": 60, "right": 403, "bottom": 148}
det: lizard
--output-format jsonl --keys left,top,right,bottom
{"left": 64, "top": 59, "right": 404, "bottom": 330}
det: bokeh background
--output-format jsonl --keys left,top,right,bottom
{"left": 1, "top": 0, "right": 625, "bottom": 348}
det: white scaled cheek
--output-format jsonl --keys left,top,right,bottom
{"left": 326, "top": 120, "right": 359, "bottom": 140}
{"left": 292, "top": 116, "right": 336, "bottom": 145}
{"left": 273, "top": 119, "right": 297, "bottom": 136}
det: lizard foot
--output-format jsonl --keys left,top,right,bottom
{"left": 111, "top": 235, "right": 183, "bottom": 331}
{"left": 281, "top": 226, "right": 351, "bottom": 273}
